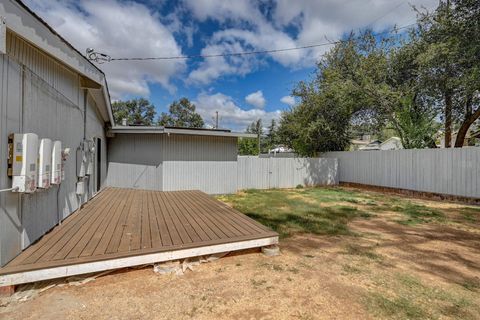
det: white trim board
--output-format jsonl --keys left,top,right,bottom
{"left": 0, "top": 236, "right": 278, "bottom": 286}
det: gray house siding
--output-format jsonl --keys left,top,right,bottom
{"left": 107, "top": 134, "right": 163, "bottom": 190}
{"left": 0, "top": 32, "right": 107, "bottom": 266}
{"left": 106, "top": 134, "right": 238, "bottom": 194}
{"left": 162, "top": 135, "right": 238, "bottom": 194}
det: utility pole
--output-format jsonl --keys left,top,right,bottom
{"left": 256, "top": 119, "right": 261, "bottom": 155}
{"left": 215, "top": 111, "right": 219, "bottom": 129}
{"left": 257, "top": 131, "right": 261, "bottom": 155}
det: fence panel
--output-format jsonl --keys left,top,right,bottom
{"left": 324, "top": 147, "right": 480, "bottom": 198}
{"left": 237, "top": 157, "right": 338, "bottom": 190}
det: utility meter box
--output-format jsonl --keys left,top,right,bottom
{"left": 51, "top": 140, "right": 62, "bottom": 184}
{"left": 76, "top": 181, "right": 85, "bottom": 195}
{"left": 37, "top": 138, "right": 52, "bottom": 188}
{"left": 9, "top": 133, "right": 39, "bottom": 193}
{"left": 77, "top": 153, "right": 86, "bottom": 177}
{"left": 86, "top": 158, "right": 93, "bottom": 175}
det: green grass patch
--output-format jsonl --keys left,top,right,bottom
{"left": 365, "top": 273, "right": 477, "bottom": 319}
{"left": 219, "top": 188, "right": 372, "bottom": 238}
{"left": 458, "top": 207, "right": 480, "bottom": 223}
{"left": 217, "top": 187, "right": 467, "bottom": 239}
{"left": 389, "top": 202, "right": 445, "bottom": 225}
{"left": 366, "top": 293, "right": 427, "bottom": 319}
{"left": 461, "top": 277, "right": 480, "bottom": 292}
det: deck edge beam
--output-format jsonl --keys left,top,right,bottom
{"left": 0, "top": 236, "right": 278, "bottom": 286}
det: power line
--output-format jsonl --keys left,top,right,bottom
{"left": 364, "top": 1, "right": 407, "bottom": 29}
{"left": 87, "top": 22, "right": 418, "bottom": 63}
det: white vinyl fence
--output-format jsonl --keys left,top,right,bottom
{"left": 237, "top": 157, "right": 338, "bottom": 190}
{"left": 324, "top": 147, "right": 480, "bottom": 198}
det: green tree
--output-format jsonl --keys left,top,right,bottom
{"left": 112, "top": 98, "right": 156, "bottom": 126}
{"left": 279, "top": 29, "right": 444, "bottom": 153}
{"left": 265, "top": 119, "right": 279, "bottom": 151}
{"left": 278, "top": 32, "right": 384, "bottom": 155}
{"left": 158, "top": 98, "right": 204, "bottom": 128}
{"left": 393, "top": 95, "right": 440, "bottom": 148}
{"left": 415, "top": 0, "right": 480, "bottom": 147}
{"left": 238, "top": 119, "right": 263, "bottom": 155}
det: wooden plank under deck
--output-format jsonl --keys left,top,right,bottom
{"left": 0, "top": 188, "right": 278, "bottom": 285}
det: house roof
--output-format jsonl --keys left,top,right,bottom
{"left": 350, "top": 139, "right": 371, "bottom": 146}
{"left": 1, "top": 0, "right": 114, "bottom": 124}
{"left": 108, "top": 126, "right": 258, "bottom": 138}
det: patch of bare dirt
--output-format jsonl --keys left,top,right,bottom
{"left": 350, "top": 215, "right": 480, "bottom": 285}
{"left": 0, "top": 241, "right": 371, "bottom": 320}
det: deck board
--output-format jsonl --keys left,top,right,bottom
{"left": 0, "top": 188, "right": 277, "bottom": 277}
{"left": 147, "top": 191, "right": 163, "bottom": 248}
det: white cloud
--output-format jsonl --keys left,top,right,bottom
{"left": 245, "top": 90, "right": 266, "bottom": 109}
{"left": 280, "top": 95, "right": 295, "bottom": 106}
{"left": 187, "top": 41, "right": 259, "bottom": 85}
{"left": 25, "top": 0, "right": 186, "bottom": 99}
{"left": 194, "top": 92, "right": 281, "bottom": 131}
{"left": 185, "top": 0, "right": 438, "bottom": 84}
{"left": 24, "top": 0, "right": 441, "bottom": 98}
{"left": 182, "top": 0, "right": 256, "bottom": 23}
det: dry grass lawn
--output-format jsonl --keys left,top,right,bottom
{"left": 1, "top": 187, "right": 479, "bottom": 319}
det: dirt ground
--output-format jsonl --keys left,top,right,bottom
{"left": 1, "top": 192, "right": 479, "bottom": 319}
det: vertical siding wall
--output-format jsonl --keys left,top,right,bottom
{"left": 324, "top": 148, "right": 480, "bottom": 198}
{"left": 106, "top": 134, "right": 163, "bottom": 190}
{"left": 237, "top": 157, "right": 338, "bottom": 190}
{"left": 162, "top": 135, "right": 238, "bottom": 194}
{"left": 0, "top": 32, "right": 107, "bottom": 265}
{"left": 106, "top": 134, "right": 238, "bottom": 194}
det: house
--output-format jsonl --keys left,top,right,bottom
{"left": 378, "top": 137, "right": 403, "bottom": 150}
{"left": 0, "top": 0, "right": 277, "bottom": 287}
{"left": 0, "top": 0, "right": 112, "bottom": 266}
{"left": 358, "top": 137, "right": 403, "bottom": 151}
{"left": 358, "top": 140, "right": 382, "bottom": 151}
{"left": 349, "top": 134, "right": 372, "bottom": 151}
{"left": 105, "top": 126, "right": 256, "bottom": 194}
{"left": 350, "top": 139, "right": 371, "bottom": 150}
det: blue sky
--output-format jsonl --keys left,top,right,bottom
{"left": 26, "top": 0, "right": 438, "bottom": 130}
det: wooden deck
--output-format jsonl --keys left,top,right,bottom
{"left": 0, "top": 188, "right": 278, "bottom": 285}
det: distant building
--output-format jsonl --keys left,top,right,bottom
{"left": 358, "top": 137, "right": 403, "bottom": 151}
{"left": 358, "top": 140, "right": 382, "bottom": 151}
{"left": 378, "top": 137, "right": 403, "bottom": 150}
{"left": 268, "top": 145, "right": 293, "bottom": 154}
{"left": 350, "top": 134, "right": 372, "bottom": 151}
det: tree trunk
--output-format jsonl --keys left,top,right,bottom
{"left": 444, "top": 92, "right": 452, "bottom": 148}
{"left": 454, "top": 106, "right": 480, "bottom": 147}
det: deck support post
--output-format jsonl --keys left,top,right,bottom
{"left": 0, "top": 285, "right": 15, "bottom": 297}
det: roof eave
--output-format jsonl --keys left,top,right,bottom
{"left": 108, "top": 127, "right": 257, "bottom": 138}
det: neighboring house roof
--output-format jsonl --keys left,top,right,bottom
{"left": 358, "top": 140, "right": 382, "bottom": 151}
{"left": 379, "top": 137, "right": 403, "bottom": 150}
{"left": 1, "top": 0, "right": 114, "bottom": 124}
{"left": 108, "top": 126, "right": 258, "bottom": 138}
{"left": 350, "top": 139, "right": 371, "bottom": 146}
{"left": 358, "top": 138, "right": 403, "bottom": 151}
